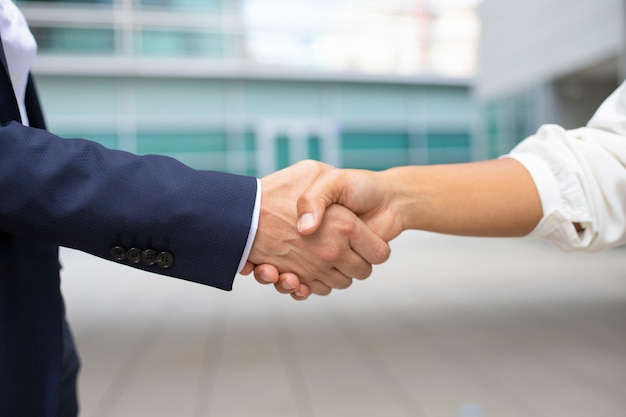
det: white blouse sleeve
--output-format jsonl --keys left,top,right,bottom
{"left": 503, "top": 82, "right": 626, "bottom": 252}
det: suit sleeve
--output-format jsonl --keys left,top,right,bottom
{"left": 0, "top": 121, "right": 257, "bottom": 290}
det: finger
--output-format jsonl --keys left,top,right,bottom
{"left": 348, "top": 218, "right": 392, "bottom": 266}
{"left": 240, "top": 261, "right": 255, "bottom": 275}
{"left": 307, "top": 280, "right": 333, "bottom": 296}
{"left": 318, "top": 205, "right": 381, "bottom": 280}
{"left": 291, "top": 283, "right": 311, "bottom": 301}
{"left": 332, "top": 250, "right": 373, "bottom": 280}
{"left": 253, "top": 264, "right": 279, "bottom": 285}
{"left": 297, "top": 170, "right": 346, "bottom": 236}
{"left": 311, "top": 264, "right": 353, "bottom": 289}
{"left": 274, "top": 272, "right": 300, "bottom": 294}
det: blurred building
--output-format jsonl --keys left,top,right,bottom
{"left": 18, "top": 0, "right": 479, "bottom": 175}
{"left": 475, "top": 0, "right": 626, "bottom": 159}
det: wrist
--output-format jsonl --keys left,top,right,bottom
{"left": 378, "top": 167, "right": 422, "bottom": 235}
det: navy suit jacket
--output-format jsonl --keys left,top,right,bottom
{"left": 0, "top": 41, "right": 257, "bottom": 416}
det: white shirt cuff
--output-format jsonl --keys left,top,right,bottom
{"left": 237, "top": 178, "right": 261, "bottom": 273}
{"left": 503, "top": 149, "right": 592, "bottom": 251}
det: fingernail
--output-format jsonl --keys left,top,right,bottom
{"left": 259, "top": 273, "right": 273, "bottom": 283}
{"left": 297, "top": 213, "right": 315, "bottom": 232}
{"left": 281, "top": 281, "right": 295, "bottom": 291}
{"left": 295, "top": 289, "right": 305, "bottom": 297}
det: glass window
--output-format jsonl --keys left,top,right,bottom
{"left": 427, "top": 148, "right": 470, "bottom": 165}
{"left": 307, "top": 136, "right": 321, "bottom": 161}
{"left": 341, "top": 131, "right": 410, "bottom": 170}
{"left": 30, "top": 27, "right": 115, "bottom": 54}
{"left": 275, "top": 135, "right": 290, "bottom": 169}
{"left": 426, "top": 131, "right": 471, "bottom": 164}
{"left": 137, "top": 132, "right": 226, "bottom": 154}
{"left": 484, "top": 102, "right": 501, "bottom": 158}
{"left": 426, "top": 132, "right": 470, "bottom": 149}
{"left": 136, "top": 30, "right": 225, "bottom": 57}
{"left": 342, "top": 132, "right": 409, "bottom": 150}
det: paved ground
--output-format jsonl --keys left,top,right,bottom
{"left": 59, "top": 232, "right": 626, "bottom": 417}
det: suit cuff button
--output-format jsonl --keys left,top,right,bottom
{"left": 156, "top": 251, "right": 174, "bottom": 269}
{"left": 110, "top": 246, "right": 126, "bottom": 261}
{"left": 126, "top": 247, "right": 142, "bottom": 264}
{"left": 141, "top": 249, "right": 157, "bottom": 266}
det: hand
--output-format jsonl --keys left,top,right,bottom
{"left": 246, "top": 161, "right": 391, "bottom": 296}
{"left": 251, "top": 168, "right": 402, "bottom": 300}
{"left": 296, "top": 168, "right": 403, "bottom": 241}
{"left": 252, "top": 266, "right": 311, "bottom": 300}
{"left": 252, "top": 160, "right": 545, "bottom": 299}
{"left": 241, "top": 261, "right": 310, "bottom": 299}
{"left": 296, "top": 160, "right": 544, "bottom": 238}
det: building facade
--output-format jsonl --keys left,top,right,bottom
{"left": 475, "top": 0, "right": 625, "bottom": 159}
{"left": 19, "top": 0, "right": 477, "bottom": 175}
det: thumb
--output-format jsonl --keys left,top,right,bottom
{"left": 296, "top": 170, "right": 344, "bottom": 236}
{"left": 240, "top": 261, "right": 255, "bottom": 275}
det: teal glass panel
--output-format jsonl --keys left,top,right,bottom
{"left": 341, "top": 132, "right": 409, "bottom": 150}
{"left": 136, "top": 132, "right": 226, "bottom": 154}
{"left": 341, "top": 150, "right": 409, "bottom": 171}
{"left": 244, "top": 131, "right": 256, "bottom": 152}
{"left": 427, "top": 148, "right": 471, "bottom": 165}
{"left": 484, "top": 102, "right": 500, "bottom": 158}
{"left": 30, "top": 27, "right": 114, "bottom": 54}
{"left": 426, "top": 132, "right": 471, "bottom": 164}
{"left": 341, "top": 131, "right": 410, "bottom": 170}
{"left": 513, "top": 93, "right": 534, "bottom": 143}
{"left": 137, "top": 30, "right": 225, "bottom": 57}
{"left": 276, "top": 136, "right": 289, "bottom": 170}
{"left": 426, "top": 132, "right": 470, "bottom": 149}
{"left": 307, "top": 137, "right": 321, "bottom": 161}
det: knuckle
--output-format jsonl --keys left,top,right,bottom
{"left": 333, "top": 217, "right": 355, "bottom": 237}
{"left": 321, "top": 245, "right": 343, "bottom": 262}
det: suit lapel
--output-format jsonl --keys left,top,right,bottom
{"left": 25, "top": 73, "right": 45, "bottom": 129}
{"left": 0, "top": 36, "right": 23, "bottom": 124}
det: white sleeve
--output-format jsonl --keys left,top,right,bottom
{"left": 504, "top": 123, "right": 626, "bottom": 252}
{"left": 237, "top": 178, "right": 261, "bottom": 273}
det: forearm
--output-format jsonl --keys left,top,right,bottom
{"left": 0, "top": 122, "right": 257, "bottom": 289}
{"left": 382, "top": 158, "right": 543, "bottom": 237}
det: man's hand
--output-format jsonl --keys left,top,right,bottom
{"left": 246, "top": 161, "right": 391, "bottom": 296}
{"left": 250, "top": 168, "right": 402, "bottom": 299}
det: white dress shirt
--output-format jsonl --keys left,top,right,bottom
{"left": 0, "top": 0, "right": 36, "bottom": 126}
{"left": 238, "top": 179, "right": 260, "bottom": 273}
{"left": 0, "top": 0, "right": 259, "bottom": 273}
{"left": 505, "top": 81, "right": 626, "bottom": 252}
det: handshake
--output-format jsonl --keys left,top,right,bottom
{"left": 241, "top": 157, "right": 545, "bottom": 299}
{"left": 242, "top": 159, "right": 402, "bottom": 300}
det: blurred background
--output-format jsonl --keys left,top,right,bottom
{"left": 15, "top": 0, "right": 626, "bottom": 415}
{"left": 18, "top": 0, "right": 625, "bottom": 174}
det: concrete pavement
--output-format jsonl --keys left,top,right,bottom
{"left": 59, "top": 232, "right": 626, "bottom": 417}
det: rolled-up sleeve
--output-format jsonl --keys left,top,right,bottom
{"left": 503, "top": 94, "right": 626, "bottom": 252}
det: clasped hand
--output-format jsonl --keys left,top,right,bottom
{"left": 243, "top": 160, "right": 399, "bottom": 300}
